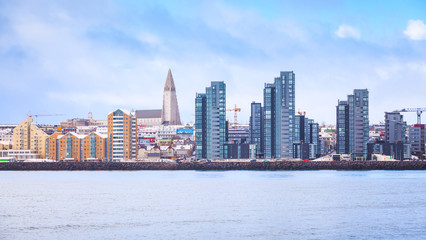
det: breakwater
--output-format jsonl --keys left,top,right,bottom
{"left": 1, "top": 161, "right": 426, "bottom": 171}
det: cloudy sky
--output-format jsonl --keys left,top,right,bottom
{"left": 1, "top": 0, "right": 426, "bottom": 125}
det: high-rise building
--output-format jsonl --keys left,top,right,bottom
{"left": 263, "top": 83, "right": 276, "bottom": 158}
{"left": 336, "top": 100, "right": 349, "bottom": 154}
{"left": 107, "top": 109, "right": 137, "bottom": 161}
{"left": 336, "top": 89, "right": 369, "bottom": 159}
{"left": 263, "top": 71, "right": 295, "bottom": 159}
{"left": 195, "top": 93, "right": 207, "bottom": 159}
{"left": 249, "top": 102, "right": 263, "bottom": 157}
{"left": 12, "top": 117, "right": 48, "bottom": 158}
{"left": 162, "top": 69, "right": 182, "bottom": 125}
{"left": 385, "top": 112, "right": 407, "bottom": 143}
{"left": 195, "top": 81, "right": 226, "bottom": 159}
{"left": 293, "top": 114, "right": 320, "bottom": 159}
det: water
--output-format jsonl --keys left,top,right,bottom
{"left": 1, "top": 170, "right": 426, "bottom": 240}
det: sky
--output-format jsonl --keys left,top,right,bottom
{"left": 1, "top": 0, "right": 426, "bottom": 126}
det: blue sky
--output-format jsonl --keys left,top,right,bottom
{"left": 1, "top": 0, "right": 426, "bottom": 125}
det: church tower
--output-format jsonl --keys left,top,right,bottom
{"left": 162, "top": 69, "right": 182, "bottom": 125}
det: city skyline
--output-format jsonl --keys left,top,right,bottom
{"left": 1, "top": 0, "right": 426, "bottom": 125}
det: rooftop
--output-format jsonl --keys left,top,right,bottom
{"left": 136, "top": 109, "right": 162, "bottom": 119}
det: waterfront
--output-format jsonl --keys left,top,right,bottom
{"left": 1, "top": 171, "right": 426, "bottom": 239}
{"left": 2, "top": 161, "right": 426, "bottom": 171}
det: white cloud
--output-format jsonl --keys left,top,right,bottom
{"left": 335, "top": 25, "right": 360, "bottom": 39}
{"left": 404, "top": 19, "right": 426, "bottom": 40}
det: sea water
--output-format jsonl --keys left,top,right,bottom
{"left": 1, "top": 170, "right": 426, "bottom": 239}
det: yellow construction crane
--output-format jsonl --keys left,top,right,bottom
{"left": 226, "top": 104, "right": 241, "bottom": 130}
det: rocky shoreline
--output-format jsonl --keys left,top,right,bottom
{"left": 1, "top": 161, "right": 426, "bottom": 171}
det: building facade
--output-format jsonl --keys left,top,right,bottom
{"left": 107, "top": 109, "right": 137, "bottom": 161}
{"left": 385, "top": 112, "right": 406, "bottom": 144}
{"left": 408, "top": 124, "right": 426, "bottom": 158}
{"left": 262, "top": 71, "right": 295, "bottom": 159}
{"left": 336, "top": 100, "right": 349, "bottom": 154}
{"left": 249, "top": 102, "right": 263, "bottom": 157}
{"left": 293, "top": 114, "right": 320, "bottom": 159}
{"left": 228, "top": 124, "right": 250, "bottom": 144}
{"left": 263, "top": 83, "right": 276, "bottom": 158}
{"left": 224, "top": 143, "right": 256, "bottom": 159}
{"left": 195, "top": 82, "right": 226, "bottom": 159}
{"left": 336, "top": 89, "right": 369, "bottom": 159}
{"left": 12, "top": 117, "right": 48, "bottom": 158}
{"left": 195, "top": 93, "right": 207, "bottom": 159}
{"left": 46, "top": 132, "right": 107, "bottom": 161}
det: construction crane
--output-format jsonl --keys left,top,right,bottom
{"left": 27, "top": 113, "right": 66, "bottom": 123}
{"left": 226, "top": 104, "right": 241, "bottom": 130}
{"left": 394, "top": 108, "right": 426, "bottom": 124}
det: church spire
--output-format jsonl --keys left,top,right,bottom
{"left": 162, "top": 69, "right": 181, "bottom": 125}
{"left": 164, "top": 69, "right": 176, "bottom": 91}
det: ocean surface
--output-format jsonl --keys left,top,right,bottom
{"left": 1, "top": 170, "right": 426, "bottom": 240}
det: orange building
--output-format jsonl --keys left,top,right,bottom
{"left": 107, "top": 109, "right": 137, "bottom": 161}
{"left": 46, "top": 132, "right": 63, "bottom": 161}
{"left": 46, "top": 132, "right": 107, "bottom": 162}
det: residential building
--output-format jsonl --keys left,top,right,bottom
{"left": 263, "top": 71, "right": 295, "bottom": 159}
{"left": 263, "top": 83, "right": 275, "bottom": 158}
{"left": 12, "top": 117, "right": 48, "bottom": 158}
{"left": 293, "top": 114, "right": 320, "bottom": 159}
{"left": 336, "top": 89, "right": 369, "bottom": 159}
{"left": 195, "top": 81, "right": 226, "bottom": 159}
{"left": 224, "top": 143, "right": 257, "bottom": 159}
{"left": 107, "top": 109, "right": 137, "bottom": 161}
{"left": 0, "top": 124, "right": 18, "bottom": 131}
{"left": 46, "top": 132, "right": 107, "bottom": 161}
{"left": 408, "top": 124, "right": 426, "bottom": 158}
{"left": 228, "top": 124, "right": 250, "bottom": 144}
{"left": 385, "top": 112, "right": 406, "bottom": 143}
{"left": 0, "top": 129, "right": 13, "bottom": 143}
{"left": 249, "top": 102, "right": 263, "bottom": 157}
{"left": 336, "top": 101, "right": 349, "bottom": 154}
{"left": 195, "top": 93, "right": 207, "bottom": 159}
{"left": 60, "top": 112, "right": 106, "bottom": 128}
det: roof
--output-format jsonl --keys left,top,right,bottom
{"left": 108, "top": 109, "right": 132, "bottom": 116}
{"left": 135, "top": 109, "right": 162, "bottom": 119}
{"left": 93, "top": 132, "right": 107, "bottom": 138}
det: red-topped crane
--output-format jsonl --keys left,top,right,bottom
{"left": 226, "top": 104, "right": 241, "bottom": 130}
